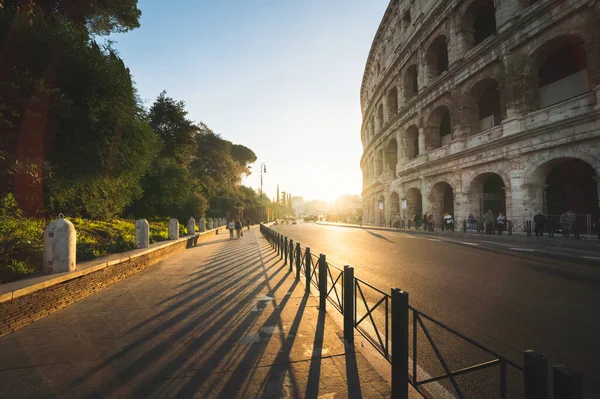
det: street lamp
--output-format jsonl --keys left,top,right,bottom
{"left": 260, "top": 163, "right": 267, "bottom": 222}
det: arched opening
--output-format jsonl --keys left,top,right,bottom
{"left": 544, "top": 159, "right": 598, "bottom": 217}
{"left": 477, "top": 80, "right": 502, "bottom": 131}
{"left": 390, "top": 192, "right": 400, "bottom": 220}
{"left": 407, "top": 188, "right": 423, "bottom": 218}
{"left": 426, "top": 36, "right": 449, "bottom": 80}
{"left": 403, "top": 10, "right": 411, "bottom": 31}
{"left": 405, "top": 125, "right": 419, "bottom": 160}
{"left": 470, "top": 173, "right": 506, "bottom": 217}
{"left": 427, "top": 106, "right": 452, "bottom": 150}
{"left": 430, "top": 182, "right": 455, "bottom": 224}
{"left": 462, "top": 0, "right": 497, "bottom": 50}
{"left": 375, "top": 150, "right": 384, "bottom": 175}
{"left": 378, "top": 103, "right": 385, "bottom": 129}
{"left": 404, "top": 65, "right": 419, "bottom": 100}
{"left": 387, "top": 87, "right": 399, "bottom": 117}
{"left": 537, "top": 39, "right": 589, "bottom": 108}
{"left": 386, "top": 139, "right": 398, "bottom": 173}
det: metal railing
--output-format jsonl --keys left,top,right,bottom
{"left": 260, "top": 224, "right": 584, "bottom": 399}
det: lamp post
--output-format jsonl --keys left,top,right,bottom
{"left": 260, "top": 163, "right": 267, "bottom": 222}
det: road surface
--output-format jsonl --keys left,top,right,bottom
{"left": 270, "top": 222, "right": 600, "bottom": 398}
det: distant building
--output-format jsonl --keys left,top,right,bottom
{"left": 360, "top": 0, "right": 600, "bottom": 227}
{"left": 292, "top": 196, "right": 305, "bottom": 215}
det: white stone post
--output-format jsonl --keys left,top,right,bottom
{"left": 168, "top": 218, "right": 179, "bottom": 240}
{"left": 135, "top": 219, "right": 149, "bottom": 249}
{"left": 199, "top": 217, "right": 206, "bottom": 232}
{"left": 43, "top": 216, "right": 76, "bottom": 274}
{"left": 187, "top": 217, "right": 196, "bottom": 236}
{"left": 208, "top": 218, "right": 214, "bottom": 230}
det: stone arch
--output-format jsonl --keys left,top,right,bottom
{"left": 526, "top": 34, "right": 590, "bottom": 109}
{"left": 386, "top": 138, "right": 398, "bottom": 173}
{"left": 406, "top": 187, "right": 423, "bottom": 218}
{"left": 405, "top": 125, "right": 420, "bottom": 160}
{"left": 425, "top": 35, "right": 449, "bottom": 81}
{"left": 426, "top": 105, "right": 452, "bottom": 150}
{"left": 403, "top": 64, "right": 419, "bottom": 100}
{"left": 462, "top": 76, "right": 504, "bottom": 135}
{"left": 461, "top": 0, "right": 497, "bottom": 51}
{"left": 468, "top": 172, "right": 509, "bottom": 217}
{"left": 428, "top": 181, "right": 455, "bottom": 226}
{"left": 387, "top": 86, "right": 399, "bottom": 118}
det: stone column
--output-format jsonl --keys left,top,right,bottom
{"left": 494, "top": 0, "right": 523, "bottom": 32}
{"left": 418, "top": 127, "right": 426, "bottom": 156}
{"left": 522, "top": 185, "right": 546, "bottom": 220}
{"left": 582, "top": 39, "right": 600, "bottom": 110}
{"left": 43, "top": 216, "right": 76, "bottom": 274}
{"left": 135, "top": 219, "right": 149, "bottom": 249}
{"left": 199, "top": 217, "right": 206, "bottom": 232}
{"left": 168, "top": 218, "right": 179, "bottom": 240}
{"left": 187, "top": 217, "right": 196, "bottom": 236}
{"left": 208, "top": 218, "right": 213, "bottom": 230}
{"left": 501, "top": 52, "right": 530, "bottom": 135}
{"left": 595, "top": 177, "right": 600, "bottom": 207}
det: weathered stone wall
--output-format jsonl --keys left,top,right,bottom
{"left": 0, "top": 229, "right": 219, "bottom": 337}
{"left": 360, "top": 0, "right": 600, "bottom": 225}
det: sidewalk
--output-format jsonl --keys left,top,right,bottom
{"left": 317, "top": 221, "right": 600, "bottom": 251}
{"left": 0, "top": 227, "right": 398, "bottom": 398}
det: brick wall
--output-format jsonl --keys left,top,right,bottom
{"left": 0, "top": 230, "right": 217, "bottom": 337}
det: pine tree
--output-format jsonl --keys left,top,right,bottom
{"left": 276, "top": 185, "right": 280, "bottom": 205}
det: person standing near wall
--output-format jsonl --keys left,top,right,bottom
{"left": 496, "top": 212, "right": 506, "bottom": 235}
{"left": 534, "top": 212, "right": 546, "bottom": 237}
{"left": 483, "top": 209, "right": 495, "bottom": 235}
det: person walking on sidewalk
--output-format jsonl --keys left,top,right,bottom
{"left": 246, "top": 218, "right": 251, "bottom": 231}
{"left": 467, "top": 213, "right": 477, "bottom": 233}
{"left": 235, "top": 219, "right": 243, "bottom": 238}
{"left": 496, "top": 212, "right": 506, "bottom": 235}
{"left": 443, "top": 212, "right": 454, "bottom": 232}
{"left": 427, "top": 212, "right": 435, "bottom": 231}
{"left": 560, "top": 210, "right": 577, "bottom": 237}
{"left": 227, "top": 219, "right": 235, "bottom": 239}
{"left": 534, "top": 212, "right": 546, "bottom": 237}
{"left": 483, "top": 209, "right": 495, "bottom": 235}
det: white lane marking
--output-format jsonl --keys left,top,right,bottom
{"left": 408, "top": 358, "right": 455, "bottom": 399}
{"left": 509, "top": 248, "right": 536, "bottom": 252}
{"left": 462, "top": 242, "right": 480, "bottom": 246}
{"left": 582, "top": 256, "right": 600, "bottom": 261}
{"left": 426, "top": 238, "right": 441, "bottom": 242}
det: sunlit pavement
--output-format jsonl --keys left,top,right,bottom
{"left": 0, "top": 228, "right": 393, "bottom": 398}
{"left": 272, "top": 221, "right": 600, "bottom": 398}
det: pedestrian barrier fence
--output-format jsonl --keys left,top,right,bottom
{"left": 260, "top": 224, "right": 585, "bottom": 399}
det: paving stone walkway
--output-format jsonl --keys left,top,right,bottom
{"left": 0, "top": 228, "right": 393, "bottom": 398}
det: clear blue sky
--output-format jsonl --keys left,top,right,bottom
{"left": 109, "top": 0, "right": 388, "bottom": 202}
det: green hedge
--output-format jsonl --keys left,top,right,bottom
{"left": 0, "top": 194, "right": 177, "bottom": 284}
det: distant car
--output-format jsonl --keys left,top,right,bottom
{"left": 292, "top": 220, "right": 297, "bottom": 225}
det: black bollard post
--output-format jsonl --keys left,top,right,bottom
{"left": 296, "top": 243, "right": 301, "bottom": 283}
{"left": 553, "top": 365, "right": 583, "bottom": 399}
{"left": 463, "top": 219, "right": 467, "bottom": 232}
{"left": 391, "top": 288, "right": 409, "bottom": 399}
{"left": 304, "top": 244, "right": 310, "bottom": 292}
{"left": 524, "top": 350, "right": 548, "bottom": 399}
{"left": 288, "top": 239, "right": 293, "bottom": 271}
{"left": 284, "top": 237, "right": 288, "bottom": 265}
{"left": 343, "top": 265, "right": 354, "bottom": 344}
{"left": 508, "top": 220, "right": 513, "bottom": 236}
{"left": 299, "top": 246, "right": 306, "bottom": 281}
{"left": 319, "top": 254, "right": 327, "bottom": 310}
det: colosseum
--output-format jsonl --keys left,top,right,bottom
{"left": 360, "top": 0, "right": 600, "bottom": 231}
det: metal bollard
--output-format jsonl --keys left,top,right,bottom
{"left": 391, "top": 288, "right": 409, "bottom": 399}
{"left": 343, "top": 265, "right": 354, "bottom": 344}
{"left": 319, "top": 254, "right": 327, "bottom": 310}
{"left": 553, "top": 365, "right": 582, "bottom": 399}
{"left": 463, "top": 219, "right": 467, "bottom": 232}
{"left": 289, "top": 239, "right": 294, "bottom": 271}
{"left": 295, "top": 243, "right": 301, "bottom": 282}
{"left": 305, "top": 245, "right": 310, "bottom": 291}
{"left": 284, "top": 237, "right": 288, "bottom": 265}
{"left": 508, "top": 220, "right": 513, "bottom": 236}
{"left": 524, "top": 350, "right": 548, "bottom": 399}
{"left": 548, "top": 217, "right": 554, "bottom": 238}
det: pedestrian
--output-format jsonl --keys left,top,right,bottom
{"left": 427, "top": 212, "right": 434, "bottom": 231}
{"left": 235, "top": 219, "right": 243, "bottom": 238}
{"left": 246, "top": 218, "right": 251, "bottom": 231}
{"left": 533, "top": 212, "right": 546, "bottom": 237}
{"left": 467, "top": 213, "right": 477, "bottom": 233}
{"left": 227, "top": 219, "right": 235, "bottom": 239}
{"left": 358, "top": 215, "right": 363, "bottom": 227}
{"left": 483, "top": 209, "right": 495, "bottom": 235}
{"left": 496, "top": 212, "right": 506, "bottom": 235}
{"left": 444, "top": 212, "right": 454, "bottom": 232}
{"left": 559, "top": 210, "right": 576, "bottom": 237}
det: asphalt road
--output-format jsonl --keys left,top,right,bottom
{"left": 270, "top": 222, "right": 600, "bottom": 398}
